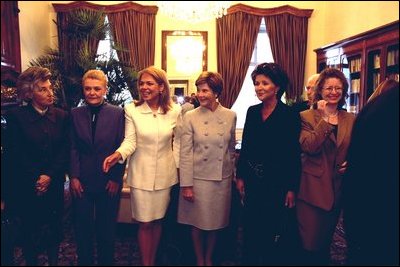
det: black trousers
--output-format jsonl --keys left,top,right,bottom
{"left": 241, "top": 181, "right": 301, "bottom": 266}
{"left": 72, "top": 190, "right": 120, "bottom": 266}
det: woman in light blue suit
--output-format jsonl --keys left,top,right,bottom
{"left": 70, "top": 70, "right": 125, "bottom": 265}
{"left": 178, "top": 71, "right": 236, "bottom": 266}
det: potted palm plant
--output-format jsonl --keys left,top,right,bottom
{"left": 30, "top": 9, "right": 138, "bottom": 110}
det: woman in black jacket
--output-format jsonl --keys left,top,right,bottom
{"left": 236, "top": 63, "right": 301, "bottom": 265}
{"left": 4, "top": 66, "right": 69, "bottom": 265}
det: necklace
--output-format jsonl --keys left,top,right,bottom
{"left": 150, "top": 106, "right": 159, "bottom": 118}
{"left": 326, "top": 111, "right": 338, "bottom": 118}
{"left": 324, "top": 110, "right": 339, "bottom": 124}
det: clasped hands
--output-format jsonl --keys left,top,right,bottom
{"left": 36, "top": 174, "right": 51, "bottom": 196}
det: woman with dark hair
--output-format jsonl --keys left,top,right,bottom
{"left": 177, "top": 71, "right": 236, "bottom": 266}
{"left": 296, "top": 68, "right": 355, "bottom": 265}
{"left": 4, "top": 66, "right": 69, "bottom": 265}
{"left": 103, "top": 66, "right": 181, "bottom": 266}
{"left": 236, "top": 63, "right": 301, "bottom": 265}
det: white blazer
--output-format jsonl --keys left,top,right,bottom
{"left": 117, "top": 102, "right": 181, "bottom": 191}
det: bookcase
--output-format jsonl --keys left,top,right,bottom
{"left": 1, "top": 1, "right": 21, "bottom": 74}
{"left": 315, "top": 21, "right": 399, "bottom": 114}
{"left": 1, "top": 1, "right": 21, "bottom": 113}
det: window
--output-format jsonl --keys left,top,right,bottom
{"left": 96, "top": 15, "right": 133, "bottom": 106}
{"left": 231, "top": 19, "right": 274, "bottom": 129}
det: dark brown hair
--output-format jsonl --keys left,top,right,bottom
{"left": 195, "top": 71, "right": 224, "bottom": 97}
{"left": 251, "top": 63, "right": 289, "bottom": 99}
{"left": 314, "top": 68, "right": 349, "bottom": 108}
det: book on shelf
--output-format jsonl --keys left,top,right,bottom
{"left": 349, "top": 92, "right": 359, "bottom": 106}
{"left": 373, "top": 54, "right": 380, "bottom": 69}
{"left": 387, "top": 49, "right": 399, "bottom": 66}
{"left": 350, "top": 78, "right": 361, "bottom": 93}
{"left": 372, "top": 73, "right": 381, "bottom": 89}
{"left": 350, "top": 58, "right": 361, "bottom": 73}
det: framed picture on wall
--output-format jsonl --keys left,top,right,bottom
{"left": 162, "top": 31, "right": 207, "bottom": 77}
{"left": 169, "top": 79, "right": 189, "bottom": 96}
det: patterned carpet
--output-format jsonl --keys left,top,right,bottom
{"left": 11, "top": 184, "right": 347, "bottom": 266}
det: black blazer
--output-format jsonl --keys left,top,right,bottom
{"left": 236, "top": 101, "right": 301, "bottom": 192}
{"left": 4, "top": 104, "right": 69, "bottom": 212}
{"left": 70, "top": 103, "right": 125, "bottom": 192}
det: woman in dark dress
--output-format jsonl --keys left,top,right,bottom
{"left": 4, "top": 66, "right": 69, "bottom": 265}
{"left": 236, "top": 63, "right": 301, "bottom": 265}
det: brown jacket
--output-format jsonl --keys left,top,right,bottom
{"left": 298, "top": 109, "right": 355, "bottom": 211}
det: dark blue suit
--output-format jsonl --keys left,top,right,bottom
{"left": 70, "top": 103, "right": 125, "bottom": 265}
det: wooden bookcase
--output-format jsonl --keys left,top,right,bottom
{"left": 1, "top": 1, "right": 21, "bottom": 113}
{"left": 315, "top": 21, "right": 399, "bottom": 113}
{"left": 1, "top": 1, "right": 21, "bottom": 74}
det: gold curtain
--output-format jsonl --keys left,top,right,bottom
{"left": 265, "top": 14, "right": 309, "bottom": 102}
{"left": 217, "top": 12, "right": 261, "bottom": 108}
{"left": 218, "top": 4, "right": 313, "bottom": 104}
{"left": 107, "top": 7, "right": 157, "bottom": 70}
{"left": 53, "top": 1, "right": 158, "bottom": 72}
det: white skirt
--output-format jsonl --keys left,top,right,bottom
{"left": 130, "top": 187, "right": 171, "bottom": 223}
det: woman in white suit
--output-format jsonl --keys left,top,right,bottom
{"left": 178, "top": 71, "right": 236, "bottom": 266}
{"left": 103, "top": 66, "right": 181, "bottom": 266}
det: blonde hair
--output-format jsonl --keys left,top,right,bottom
{"left": 16, "top": 66, "right": 52, "bottom": 102}
{"left": 135, "top": 66, "right": 172, "bottom": 114}
{"left": 82, "top": 69, "right": 108, "bottom": 88}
